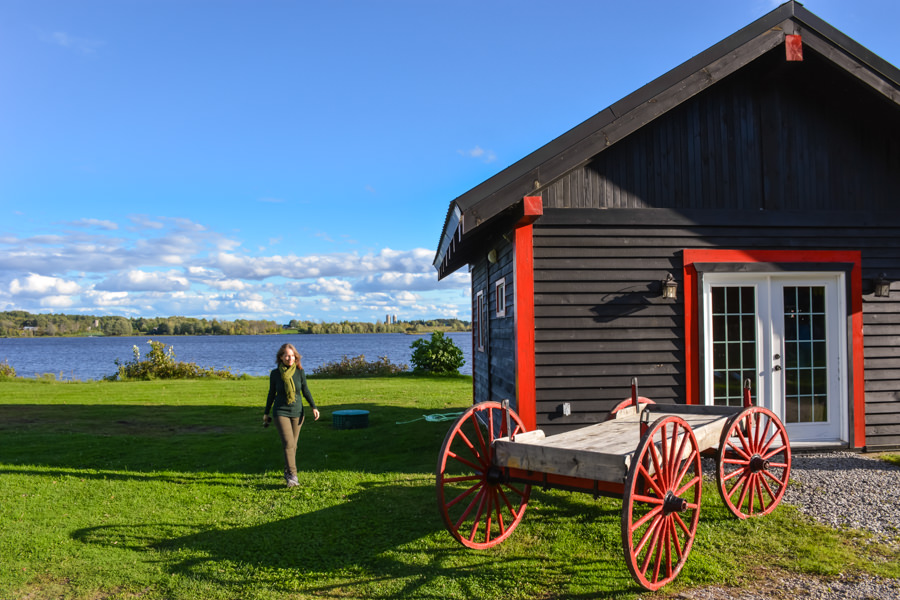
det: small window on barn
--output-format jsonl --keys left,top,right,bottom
{"left": 475, "top": 290, "right": 486, "bottom": 352}
{"left": 495, "top": 278, "right": 506, "bottom": 318}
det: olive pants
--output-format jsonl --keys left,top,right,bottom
{"left": 274, "top": 415, "right": 304, "bottom": 477}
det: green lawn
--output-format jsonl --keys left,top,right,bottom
{"left": 1, "top": 376, "right": 897, "bottom": 599}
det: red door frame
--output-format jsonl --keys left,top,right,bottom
{"left": 683, "top": 249, "right": 865, "bottom": 448}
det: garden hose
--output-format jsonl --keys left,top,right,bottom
{"left": 395, "top": 411, "right": 465, "bottom": 425}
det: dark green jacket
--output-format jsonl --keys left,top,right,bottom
{"left": 265, "top": 368, "right": 317, "bottom": 419}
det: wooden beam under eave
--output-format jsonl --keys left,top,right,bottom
{"left": 801, "top": 30, "right": 900, "bottom": 104}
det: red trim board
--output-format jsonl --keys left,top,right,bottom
{"left": 682, "top": 249, "right": 864, "bottom": 448}
{"left": 513, "top": 197, "right": 541, "bottom": 431}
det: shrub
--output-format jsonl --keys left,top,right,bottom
{"left": 0, "top": 359, "right": 16, "bottom": 380}
{"left": 409, "top": 332, "right": 465, "bottom": 375}
{"left": 311, "top": 355, "right": 408, "bottom": 378}
{"left": 108, "top": 340, "right": 236, "bottom": 381}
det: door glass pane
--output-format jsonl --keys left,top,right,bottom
{"left": 783, "top": 286, "right": 827, "bottom": 423}
{"left": 711, "top": 286, "right": 757, "bottom": 406}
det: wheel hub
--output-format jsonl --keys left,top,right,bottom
{"left": 749, "top": 454, "right": 769, "bottom": 473}
{"left": 662, "top": 491, "right": 688, "bottom": 515}
{"left": 485, "top": 466, "right": 505, "bottom": 485}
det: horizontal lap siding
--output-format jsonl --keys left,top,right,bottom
{"left": 533, "top": 222, "right": 685, "bottom": 434}
{"left": 532, "top": 215, "right": 900, "bottom": 444}
{"left": 863, "top": 297, "right": 900, "bottom": 449}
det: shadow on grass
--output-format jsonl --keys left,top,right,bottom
{"left": 1, "top": 403, "right": 463, "bottom": 477}
{"left": 71, "top": 479, "right": 642, "bottom": 599}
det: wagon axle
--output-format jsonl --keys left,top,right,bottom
{"left": 485, "top": 465, "right": 505, "bottom": 486}
{"left": 662, "top": 491, "right": 689, "bottom": 515}
{"left": 749, "top": 454, "right": 770, "bottom": 473}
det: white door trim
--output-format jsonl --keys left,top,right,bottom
{"left": 702, "top": 272, "right": 848, "bottom": 444}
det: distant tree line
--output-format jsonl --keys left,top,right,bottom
{"left": 0, "top": 310, "right": 470, "bottom": 337}
{"left": 285, "top": 318, "right": 469, "bottom": 335}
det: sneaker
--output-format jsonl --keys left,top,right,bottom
{"left": 284, "top": 470, "right": 299, "bottom": 487}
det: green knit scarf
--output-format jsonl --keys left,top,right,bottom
{"left": 278, "top": 363, "right": 297, "bottom": 405}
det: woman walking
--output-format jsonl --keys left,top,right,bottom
{"left": 263, "top": 343, "right": 320, "bottom": 487}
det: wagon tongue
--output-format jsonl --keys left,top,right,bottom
{"left": 662, "top": 491, "right": 689, "bottom": 515}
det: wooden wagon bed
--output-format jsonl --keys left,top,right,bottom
{"left": 493, "top": 405, "right": 738, "bottom": 483}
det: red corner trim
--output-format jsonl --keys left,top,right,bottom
{"left": 683, "top": 249, "right": 864, "bottom": 448}
{"left": 516, "top": 196, "right": 544, "bottom": 228}
{"left": 515, "top": 224, "right": 537, "bottom": 431}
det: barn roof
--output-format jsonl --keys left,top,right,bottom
{"left": 433, "top": 0, "right": 900, "bottom": 280}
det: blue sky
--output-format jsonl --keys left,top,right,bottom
{"left": 3, "top": 0, "right": 899, "bottom": 323}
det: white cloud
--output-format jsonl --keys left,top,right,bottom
{"left": 41, "top": 31, "right": 105, "bottom": 54}
{"left": 459, "top": 145, "right": 497, "bottom": 164}
{"left": 1, "top": 215, "right": 471, "bottom": 322}
{"left": 96, "top": 269, "right": 190, "bottom": 292}
{"left": 40, "top": 295, "right": 76, "bottom": 308}
{"left": 354, "top": 272, "right": 443, "bottom": 292}
{"left": 69, "top": 218, "right": 119, "bottom": 231}
{"left": 83, "top": 290, "right": 131, "bottom": 307}
{"left": 10, "top": 274, "right": 81, "bottom": 297}
{"left": 128, "top": 215, "right": 165, "bottom": 230}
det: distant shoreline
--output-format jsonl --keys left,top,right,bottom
{"left": 0, "top": 311, "right": 470, "bottom": 338}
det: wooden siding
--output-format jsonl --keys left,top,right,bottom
{"left": 542, "top": 48, "right": 900, "bottom": 214}
{"left": 532, "top": 210, "right": 900, "bottom": 447}
{"left": 471, "top": 238, "right": 517, "bottom": 408}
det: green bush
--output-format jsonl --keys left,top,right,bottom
{"left": 409, "top": 332, "right": 465, "bottom": 375}
{"left": 311, "top": 354, "right": 408, "bottom": 378}
{"left": 0, "top": 359, "right": 16, "bottom": 380}
{"left": 108, "top": 340, "right": 237, "bottom": 380}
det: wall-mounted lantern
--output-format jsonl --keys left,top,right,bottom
{"left": 487, "top": 249, "right": 498, "bottom": 264}
{"left": 874, "top": 273, "right": 891, "bottom": 297}
{"left": 662, "top": 273, "right": 678, "bottom": 299}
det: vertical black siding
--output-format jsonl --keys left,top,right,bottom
{"left": 471, "top": 238, "right": 517, "bottom": 409}
{"left": 543, "top": 49, "right": 900, "bottom": 213}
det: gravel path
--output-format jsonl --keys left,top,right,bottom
{"left": 659, "top": 451, "right": 900, "bottom": 600}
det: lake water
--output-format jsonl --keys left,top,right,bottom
{"left": 0, "top": 332, "right": 472, "bottom": 380}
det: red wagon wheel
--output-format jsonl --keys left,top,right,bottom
{"left": 621, "top": 415, "right": 702, "bottom": 591}
{"left": 606, "top": 396, "right": 656, "bottom": 421}
{"left": 436, "top": 401, "right": 531, "bottom": 549}
{"left": 716, "top": 406, "right": 791, "bottom": 519}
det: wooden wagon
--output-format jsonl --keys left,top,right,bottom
{"left": 435, "top": 380, "right": 792, "bottom": 590}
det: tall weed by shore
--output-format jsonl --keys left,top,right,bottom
{"left": 311, "top": 354, "right": 408, "bottom": 377}
{"left": 0, "top": 358, "right": 15, "bottom": 379}
{"left": 107, "top": 339, "right": 240, "bottom": 381}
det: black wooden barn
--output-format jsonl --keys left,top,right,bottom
{"left": 433, "top": 1, "right": 900, "bottom": 451}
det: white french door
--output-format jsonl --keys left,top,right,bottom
{"left": 703, "top": 273, "right": 847, "bottom": 443}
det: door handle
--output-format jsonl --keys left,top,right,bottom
{"left": 773, "top": 365, "right": 782, "bottom": 371}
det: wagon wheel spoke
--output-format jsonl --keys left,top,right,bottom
{"left": 449, "top": 427, "right": 488, "bottom": 470}
{"left": 716, "top": 407, "right": 791, "bottom": 519}
{"left": 436, "top": 401, "right": 531, "bottom": 550}
{"left": 447, "top": 449, "right": 485, "bottom": 473}
{"left": 622, "top": 415, "right": 702, "bottom": 591}
{"left": 446, "top": 481, "right": 482, "bottom": 510}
